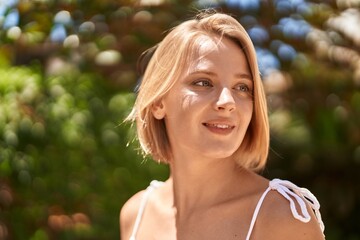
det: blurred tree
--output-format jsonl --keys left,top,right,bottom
{"left": 0, "top": 0, "right": 359, "bottom": 239}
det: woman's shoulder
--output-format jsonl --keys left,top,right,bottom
{"left": 119, "top": 180, "right": 165, "bottom": 239}
{"left": 254, "top": 179, "right": 325, "bottom": 240}
{"left": 119, "top": 189, "right": 146, "bottom": 239}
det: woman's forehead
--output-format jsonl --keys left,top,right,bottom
{"left": 190, "top": 34, "right": 243, "bottom": 57}
{"left": 185, "top": 35, "right": 245, "bottom": 72}
{"left": 191, "top": 34, "right": 223, "bottom": 56}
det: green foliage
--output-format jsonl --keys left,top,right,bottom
{"left": 0, "top": 64, "right": 168, "bottom": 239}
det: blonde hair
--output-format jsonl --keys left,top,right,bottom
{"left": 126, "top": 11, "right": 269, "bottom": 172}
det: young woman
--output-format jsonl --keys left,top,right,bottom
{"left": 120, "top": 11, "right": 325, "bottom": 240}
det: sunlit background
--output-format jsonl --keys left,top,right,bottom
{"left": 0, "top": 0, "right": 359, "bottom": 239}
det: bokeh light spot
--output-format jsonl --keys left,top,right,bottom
{"left": 54, "top": 10, "right": 72, "bottom": 25}
{"left": 50, "top": 24, "right": 67, "bottom": 42}
{"left": 3, "top": 9, "right": 19, "bottom": 29}
{"left": 95, "top": 50, "right": 122, "bottom": 66}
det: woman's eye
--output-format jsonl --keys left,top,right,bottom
{"left": 236, "top": 84, "right": 251, "bottom": 92}
{"left": 193, "top": 80, "right": 213, "bottom": 87}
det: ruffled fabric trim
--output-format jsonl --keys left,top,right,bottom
{"left": 245, "top": 178, "right": 325, "bottom": 240}
{"left": 269, "top": 178, "right": 325, "bottom": 232}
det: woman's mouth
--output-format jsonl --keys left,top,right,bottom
{"left": 202, "top": 122, "right": 235, "bottom": 135}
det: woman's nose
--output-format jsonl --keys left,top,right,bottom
{"left": 215, "top": 88, "right": 236, "bottom": 112}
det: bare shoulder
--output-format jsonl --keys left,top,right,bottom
{"left": 255, "top": 186, "right": 325, "bottom": 240}
{"left": 119, "top": 190, "right": 146, "bottom": 240}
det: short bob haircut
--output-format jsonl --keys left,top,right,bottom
{"left": 127, "top": 10, "right": 269, "bottom": 172}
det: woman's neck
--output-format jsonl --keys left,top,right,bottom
{"left": 165, "top": 153, "right": 249, "bottom": 219}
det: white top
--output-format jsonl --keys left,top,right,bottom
{"left": 129, "top": 178, "right": 325, "bottom": 240}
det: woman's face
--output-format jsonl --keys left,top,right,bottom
{"left": 153, "top": 36, "right": 254, "bottom": 161}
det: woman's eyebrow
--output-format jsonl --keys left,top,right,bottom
{"left": 235, "top": 73, "right": 253, "bottom": 81}
{"left": 188, "top": 70, "right": 217, "bottom": 76}
{"left": 188, "top": 70, "right": 253, "bottom": 81}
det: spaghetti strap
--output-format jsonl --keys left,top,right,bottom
{"left": 245, "top": 186, "right": 271, "bottom": 240}
{"left": 129, "top": 180, "right": 164, "bottom": 240}
{"left": 245, "top": 179, "right": 325, "bottom": 240}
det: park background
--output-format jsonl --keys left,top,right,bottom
{"left": 0, "top": 0, "right": 360, "bottom": 239}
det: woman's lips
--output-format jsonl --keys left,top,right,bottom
{"left": 202, "top": 122, "right": 235, "bottom": 135}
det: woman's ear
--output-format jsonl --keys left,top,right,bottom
{"left": 151, "top": 100, "right": 166, "bottom": 120}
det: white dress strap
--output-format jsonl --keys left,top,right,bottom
{"left": 245, "top": 178, "right": 325, "bottom": 240}
{"left": 129, "top": 180, "right": 164, "bottom": 240}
